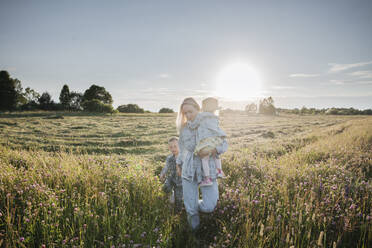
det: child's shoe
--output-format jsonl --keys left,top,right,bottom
{"left": 199, "top": 177, "right": 213, "bottom": 187}
{"left": 217, "top": 169, "right": 226, "bottom": 178}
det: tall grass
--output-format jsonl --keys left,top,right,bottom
{"left": 0, "top": 114, "right": 371, "bottom": 247}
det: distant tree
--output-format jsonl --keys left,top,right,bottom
{"left": 159, "top": 107, "right": 174, "bottom": 113}
{"left": 69, "top": 91, "right": 83, "bottom": 111}
{"left": 0, "top": 70, "right": 18, "bottom": 111}
{"left": 19, "top": 87, "right": 40, "bottom": 110}
{"left": 38, "top": 92, "right": 53, "bottom": 110}
{"left": 117, "top": 104, "right": 145, "bottom": 113}
{"left": 245, "top": 103, "right": 257, "bottom": 114}
{"left": 258, "top": 96, "right": 276, "bottom": 115}
{"left": 300, "top": 106, "right": 308, "bottom": 115}
{"left": 83, "top": 84, "right": 113, "bottom": 105}
{"left": 59, "top": 84, "right": 71, "bottom": 109}
{"left": 23, "top": 87, "right": 40, "bottom": 103}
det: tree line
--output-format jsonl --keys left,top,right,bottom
{"left": 243, "top": 97, "right": 371, "bottom": 115}
{"left": 0, "top": 70, "right": 175, "bottom": 113}
{"left": 1, "top": 70, "right": 370, "bottom": 115}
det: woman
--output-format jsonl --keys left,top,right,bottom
{"left": 175, "top": 97, "right": 228, "bottom": 231}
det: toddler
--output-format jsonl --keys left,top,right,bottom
{"left": 195, "top": 97, "right": 226, "bottom": 187}
{"left": 160, "top": 137, "right": 183, "bottom": 212}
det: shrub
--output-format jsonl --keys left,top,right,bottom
{"left": 117, "top": 104, "right": 144, "bottom": 113}
{"left": 82, "top": 99, "right": 114, "bottom": 113}
{"left": 159, "top": 108, "right": 174, "bottom": 113}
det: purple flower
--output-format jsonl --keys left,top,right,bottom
{"left": 20, "top": 237, "right": 25, "bottom": 242}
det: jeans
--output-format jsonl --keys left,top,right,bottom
{"left": 182, "top": 177, "right": 219, "bottom": 230}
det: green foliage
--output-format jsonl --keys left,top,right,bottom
{"left": 259, "top": 97, "right": 276, "bottom": 115}
{"left": 0, "top": 70, "right": 18, "bottom": 111}
{"left": 117, "top": 104, "right": 145, "bottom": 113}
{"left": 38, "top": 92, "right": 55, "bottom": 110}
{"left": 23, "top": 87, "right": 40, "bottom": 103}
{"left": 159, "top": 108, "right": 174, "bottom": 113}
{"left": 83, "top": 85, "right": 113, "bottom": 105}
{"left": 82, "top": 99, "right": 114, "bottom": 113}
{"left": 277, "top": 107, "right": 372, "bottom": 115}
{"left": 59, "top": 84, "right": 71, "bottom": 109}
{"left": 69, "top": 91, "right": 83, "bottom": 111}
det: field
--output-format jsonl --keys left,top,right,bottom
{"left": 0, "top": 112, "right": 371, "bottom": 247}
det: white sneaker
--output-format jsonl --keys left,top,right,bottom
{"left": 217, "top": 169, "right": 226, "bottom": 178}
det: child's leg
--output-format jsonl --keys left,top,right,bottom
{"left": 214, "top": 156, "right": 222, "bottom": 170}
{"left": 201, "top": 156, "right": 210, "bottom": 178}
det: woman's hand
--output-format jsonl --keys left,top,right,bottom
{"left": 159, "top": 174, "right": 165, "bottom": 181}
{"left": 176, "top": 164, "right": 182, "bottom": 177}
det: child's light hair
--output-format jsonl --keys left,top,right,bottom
{"left": 168, "top": 137, "right": 179, "bottom": 144}
{"left": 201, "top": 97, "right": 220, "bottom": 113}
{"left": 176, "top": 97, "right": 200, "bottom": 133}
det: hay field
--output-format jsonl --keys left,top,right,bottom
{"left": 0, "top": 112, "right": 371, "bottom": 247}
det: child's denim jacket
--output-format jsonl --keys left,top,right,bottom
{"left": 161, "top": 154, "right": 182, "bottom": 187}
{"left": 196, "top": 112, "right": 227, "bottom": 143}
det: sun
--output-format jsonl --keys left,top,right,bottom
{"left": 215, "top": 62, "right": 262, "bottom": 100}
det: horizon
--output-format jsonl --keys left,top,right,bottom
{"left": 1, "top": 0, "right": 372, "bottom": 111}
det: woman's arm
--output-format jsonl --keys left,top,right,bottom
{"left": 176, "top": 132, "right": 184, "bottom": 177}
{"left": 176, "top": 133, "right": 184, "bottom": 165}
{"left": 215, "top": 138, "right": 228, "bottom": 155}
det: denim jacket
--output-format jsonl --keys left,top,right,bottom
{"left": 196, "top": 112, "right": 227, "bottom": 143}
{"left": 176, "top": 113, "right": 228, "bottom": 183}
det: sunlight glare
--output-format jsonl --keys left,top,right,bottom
{"left": 215, "top": 62, "right": 262, "bottom": 100}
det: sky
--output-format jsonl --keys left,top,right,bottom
{"left": 1, "top": 0, "right": 372, "bottom": 111}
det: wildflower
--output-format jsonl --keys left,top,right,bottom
{"left": 20, "top": 237, "right": 25, "bottom": 242}
{"left": 349, "top": 204, "right": 356, "bottom": 210}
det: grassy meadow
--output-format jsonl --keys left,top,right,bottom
{"left": 0, "top": 111, "right": 371, "bottom": 247}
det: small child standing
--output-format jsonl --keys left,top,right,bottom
{"left": 195, "top": 97, "right": 227, "bottom": 187}
{"left": 160, "top": 137, "right": 183, "bottom": 212}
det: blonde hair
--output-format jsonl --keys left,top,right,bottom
{"left": 168, "top": 136, "right": 179, "bottom": 143}
{"left": 176, "top": 97, "right": 200, "bottom": 133}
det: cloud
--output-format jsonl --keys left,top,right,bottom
{"left": 289, "top": 73, "right": 319, "bottom": 78}
{"left": 330, "top": 79, "right": 345, "bottom": 85}
{"left": 328, "top": 61, "right": 372, "bottom": 73}
{"left": 329, "top": 79, "right": 372, "bottom": 85}
{"left": 271, "top": 86, "right": 296, "bottom": 90}
{"left": 349, "top": 70, "right": 372, "bottom": 79}
{"left": 158, "top": 73, "right": 171, "bottom": 79}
